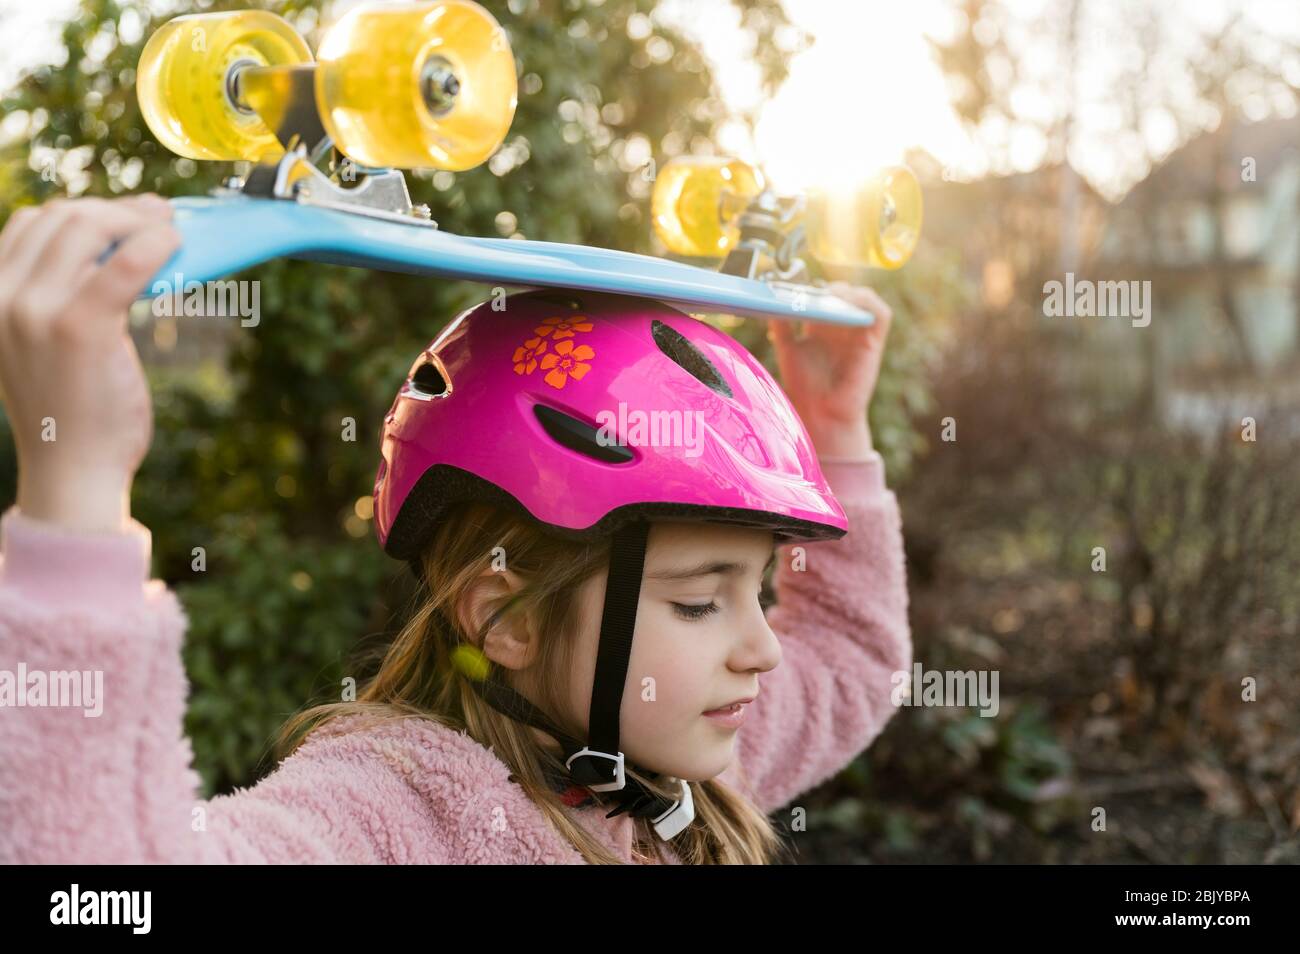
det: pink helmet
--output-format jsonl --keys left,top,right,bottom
{"left": 374, "top": 289, "right": 847, "bottom": 557}
{"left": 372, "top": 289, "right": 848, "bottom": 839}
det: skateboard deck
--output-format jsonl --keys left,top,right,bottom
{"left": 139, "top": 194, "right": 876, "bottom": 326}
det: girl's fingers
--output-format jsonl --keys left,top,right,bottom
{"left": 27, "top": 197, "right": 172, "bottom": 294}
{"left": 75, "top": 222, "right": 183, "bottom": 329}
{"left": 2, "top": 197, "right": 147, "bottom": 298}
{"left": 824, "top": 282, "right": 893, "bottom": 351}
{"left": 0, "top": 199, "right": 81, "bottom": 283}
{"left": 858, "top": 287, "right": 894, "bottom": 328}
{"left": 803, "top": 315, "right": 871, "bottom": 349}
{"left": 0, "top": 204, "right": 42, "bottom": 263}
{"left": 831, "top": 281, "right": 892, "bottom": 324}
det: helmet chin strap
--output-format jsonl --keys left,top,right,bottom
{"left": 437, "top": 519, "right": 695, "bottom": 842}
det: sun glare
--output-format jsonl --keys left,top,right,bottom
{"left": 659, "top": 0, "right": 975, "bottom": 193}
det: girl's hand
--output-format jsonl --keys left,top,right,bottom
{"left": 0, "top": 194, "right": 181, "bottom": 532}
{"left": 766, "top": 280, "right": 893, "bottom": 460}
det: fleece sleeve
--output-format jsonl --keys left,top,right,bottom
{"left": 0, "top": 505, "right": 441, "bottom": 864}
{"left": 725, "top": 453, "right": 913, "bottom": 814}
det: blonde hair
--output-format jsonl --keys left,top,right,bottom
{"left": 276, "top": 501, "right": 786, "bottom": 864}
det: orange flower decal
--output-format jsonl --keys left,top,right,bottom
{"left": 512, "top": 314, "right": 595, "bottom": 385}
{"left": 535, "top": 315, "right": 594, "bottom": 340}
{"left": 540, "top": 339, "right": 595, "bottom": 390}
{"left": 512, "top": 337, "right": 548, "bottom": 375}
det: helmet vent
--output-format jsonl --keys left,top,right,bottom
{"left": 533, "top": 404, "right": 634, "bottom": 464}
{"left": 409, "top": 358, "right": 449, "bottom": 398}
{"left": 650, "top": 319, "right": 733, "bottom": 399}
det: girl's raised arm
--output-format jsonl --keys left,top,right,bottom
{"left": 721, "top": 286, "right": 911, "bottom": 813}
{"left": 722, "top": 454, "right": 912, "bottom": 814}
{"left": 0, "top": 197, "right": 440, "bottom": 864}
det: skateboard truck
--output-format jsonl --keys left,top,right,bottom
{"left": 719, "top": 190, "right": 811, "bottom": 284}
{"left": 216, "top": 51, "right": 439, "bottom": 229}
{"left": 224, "top": 147, "right": 438, "bottom": 229}
{"left": 652, "top": 155, "right": 922, "bottom": 276}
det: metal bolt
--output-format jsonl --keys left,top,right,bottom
{"left": 421, "top": 57, "right": 461, "bottom": 115}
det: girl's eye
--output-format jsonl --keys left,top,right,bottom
{"left": 672, "top": 601, "right": 720, "bottom": 621}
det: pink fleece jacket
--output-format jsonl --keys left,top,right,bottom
{"left": 0, "top": 455, "right": 910, "bottom": 864}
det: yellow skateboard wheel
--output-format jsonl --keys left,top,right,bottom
{"left": 136, "top": 10, "right": 312, "bottom": 162}
{"left": 806, "top": 166, "right": 922, "bottom": 270}
{"left": 652, "top": 156, "right": 765, "bottom": 258}
{"left": 315, "top": 1, "right": 518, "bottom": 170}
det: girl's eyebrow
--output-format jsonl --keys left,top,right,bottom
{"left": 648, "top": 548, "right": 778, "bottom": 582}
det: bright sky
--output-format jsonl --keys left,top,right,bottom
{"left": 656, "top": 0, "right": 970, "bottom": 189}
{"left": 656, "top": 0, "right": 1300, "bottom": 199}
{"left": 2, "top": 0, "right": 1297, "bottom": 201}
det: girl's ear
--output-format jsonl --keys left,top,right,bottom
{"left": 455, "top": 567, "right": 539, "bottom": 671}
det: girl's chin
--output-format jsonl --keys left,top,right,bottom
{"left": 623, "top": 718, "right": 739, "bottom": 782}
{"left": 644, "top": 742, "right": 737, "bottom": 784}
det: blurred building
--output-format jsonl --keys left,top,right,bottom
{"left": 1100, "top": 116, "right": 1300, "bottom": 372}
{"left": 1099, "top": 116, "right": 1300, "bottom": 438}
{"left": 909, "top": 149, "right": 1110, "bottom": 314}
{"left": 909, "top": 120, "right": 1300, "bottom": 440}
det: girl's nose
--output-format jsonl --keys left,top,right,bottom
{"left": 733, "top": 608, "right": 783, "bottom": 674}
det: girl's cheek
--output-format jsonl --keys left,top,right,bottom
{"left": 629, "top": 640, "right": 681, "bottom": 711}
{"left": 631, "top": 609, "right": 721, "bottom": 716}
{"left": 660, "top": 657, "right": 713, "bottom": 723}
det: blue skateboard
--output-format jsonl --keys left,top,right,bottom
{"left": 141, "top": 192, "right": 876, "bottom": 326}
{"left": 133, "top": 3, "right": 918, "bottom": 327}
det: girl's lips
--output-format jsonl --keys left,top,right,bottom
{"left": 702, "top": 701, "right": 749, "bottom": 729}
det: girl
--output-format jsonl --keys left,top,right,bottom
{"left": 0, "top": 194, "right": 910, "bottom": 864}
